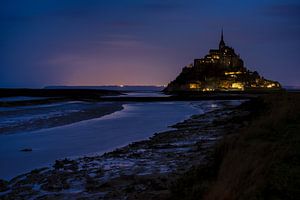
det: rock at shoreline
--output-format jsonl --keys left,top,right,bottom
{"left": 0, "top": 179, "right": 9, "bottom": 192}
{"left": 20, "top": 148, "right": 32, "bottom": 152}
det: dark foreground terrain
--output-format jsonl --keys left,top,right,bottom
{"left": 171, "top": 92, "right": 300, "bottom": 200}
{"left": 0, "top": 93, "right": 299, "bottom": 199}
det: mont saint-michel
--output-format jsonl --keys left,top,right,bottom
{"left": 2, "top": 0, "right": 300, "bottom": 199}
{"left": 165, "top": 31, "right": 281, "bottom": 92}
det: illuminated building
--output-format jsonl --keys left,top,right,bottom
{"left": 165, "top": 30, "right": 281, "bottom": 92}
{"left": 194, "top": 30, "right": 244, "bottom": 69}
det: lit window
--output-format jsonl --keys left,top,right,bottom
{"left": 231, "top": 82, "right": 244, "bottom": 90}
{"left": 189, "top": 84, "right": 199, "bottom": 89}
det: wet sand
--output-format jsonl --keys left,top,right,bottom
{"left": 0, "top": 100, "right": 248, "bottom": 199}
{"left": 0, "top": 102, "right": 201, "bottom": 180}
{"left": 0, "top": 102, "right": 124, "bottom": 135}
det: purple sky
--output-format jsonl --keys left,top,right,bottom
{"left": 1, "top": 0, "right": 299, "bottom": 87}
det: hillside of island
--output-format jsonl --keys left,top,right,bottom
{"left": 164, "top": 31, "right": 281, "bottom": 93}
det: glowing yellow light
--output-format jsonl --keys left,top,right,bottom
{"left": 231, "top": 82, "right": 244, "bottom": 90}
{"left": 266, "top": 83, "right": 276, "bottom": 88}
{"left": 189, "top": 84, "right": 199, "bottom": 89}
{"left": 202, "top": 88, "right": 214, "bottom": 91}
{"left": 225, "top": 71, "right": 242, "bottom": 75}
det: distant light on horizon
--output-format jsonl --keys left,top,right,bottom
{"left": 0, "top": 0, "right": 299, "bottom": 88}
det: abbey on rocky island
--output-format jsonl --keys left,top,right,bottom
{"left": 165, "top": 31, "right": 281, "bottom": 92}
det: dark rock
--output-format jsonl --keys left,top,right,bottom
{"left": 41, "top": 172, "right": 70, "bottom": 192}
{"left": 85, "top": 176, "right": 105, "bottom": 192}
{"left": 20, "top": 148, "right": 32, "bottom": 152}
{"left": 0, "top": 179, "right": 9, "bottom": 192}
{"left": 53, "top": 158, "right": 77, "bottom": 171}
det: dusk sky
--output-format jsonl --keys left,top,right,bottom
{"left": 1, "top": 0, "right": 299, "bottom": 88}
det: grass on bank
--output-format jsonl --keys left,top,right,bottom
{"left": 170, "top": 93, "right": 300, "bottom": 200}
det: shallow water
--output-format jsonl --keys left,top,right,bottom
{"left": 0, "top": 96, "right": 49, "bottom": 102}
{"left": 104, "top": 91, "right": 170, "bottom": 98}
{"left": 0, "top": 101, "right": 205, "bottom": 180}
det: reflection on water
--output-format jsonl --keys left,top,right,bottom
{"left": 0, "top": 102, "right": 202, "bottom": 180}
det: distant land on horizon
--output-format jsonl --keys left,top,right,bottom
{"left": 44, "top": 85, "right": 166, "bottom": 92}
{"left": 0, "top": 85, "right": 299, "bottom": 92}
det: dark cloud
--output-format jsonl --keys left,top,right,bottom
{"left": 264, "top": 3, "right": 300, "bottom": 19}
{"left": 109, "top": 20, "right": 145, "bottom": 28}
{"left": 258, "top": 3, "right": 300, "bottom": 42}
{"left": 142, "top": 1, "right": 183, "bottom": 12}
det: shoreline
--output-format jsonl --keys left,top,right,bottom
{"left": 0, "top": 102, "right": 124, "bottom": 135}
{"left": 0, "top": 101, "right": 201, "bottom": 181}
{"left": 0, "top": 100, "right": 248, "bottom": 199}
{"left": 171, "top": 93, "right": 300, "bottom": 200}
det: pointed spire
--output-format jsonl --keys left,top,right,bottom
{"left": 219, "top": 28, "right": 225, "bottom": 50}
{"left": 221, "top": 28, "right": 224, "bottom": 42}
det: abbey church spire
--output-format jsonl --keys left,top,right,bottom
{"left": 219, "top": 29, "right": 225, "bottom": 50}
